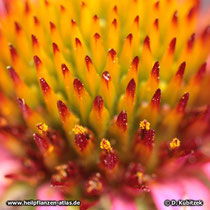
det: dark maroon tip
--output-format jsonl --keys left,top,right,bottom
{"left": 25, "top": 1, "right": 30, "bottom": 14}
{"left": 40, "top": 78, "right": 51, "bottom": 95}
{"left": 132, "top": 56, "right": 139, "bottom": 71}
{"left": 116, "top": 110, "right": 127, "bottom": 131}
{"left": 85, "top": 55, "right": 92, "bottom": 71}
{"left": 187, "top": 7, "right": 196, "bottom": 21}
{"left": 113, "top": 5, "right": 118, "bottom": 13}
{"left": 33, "top": 55, "right": 42, "bottom": 68}
{"left": 144, "top": 36, "right": 151, "bottom": 51}
{"left": 154, "top": 1, "right": 159, "bottom": 10}
{"left": 195, "top": 63, "right": 206, "bottom": 82}
{"left": 17, "top": 98, "right": 31, "bottom": 117}
{"left": 93, "top": 14, "right": 98, "bottom": 21}
{"left": 31, "top": 34, "right": 38, "bottom": 46}
{"left": 134, "top": 16, "right": 139, "bottom": 24}
{"left": 187, "top": 33, "right": 195, "bottom": 50}
{"left": 60, "top": 4, "right": 65, "bottom": 12}
{"left": 175, "top": 62, "right": 186, "bottom": 79}
{"left": 112, "top": 19, "right": 117, "bottom": 28}
{"left": 52, "top": 42, "right": 59, "bottom": 54}
{"left": 172, "top": 11, "right": 178, "bottom": 25}
{"left": 102, "top": 71, "right": 111, "bottom": 82}
{"left": 57, "top": 100, "right": 69, "bottom": 120}
{"left": 176, "top": 93, "right": 189, "bottom": 113}
{"left": 75, "top": 38, "right": 82, "bottom": 47}
{"left": 61, "top": 64, "right": 69, "bottom": 76}
{"left": 17, "top": 97, "right": 26, "bottom": 109}
{"left": 81, "top": 1, "right": 86, "bottom": 8}
{"left": 14, "top": 21, "right": 21, "bottom": 33}
{"left": 9, "top": 44, "right": 18, "bottom": 61}
{"left": 7, "top": 66, "right": 19, "bottom": 83}
{"left": 94, "top": 33, "right": 100, "bottom": 40}
{"left": 169, "top": 38, "right": 176, "bottom": 54}
{"left": 154, "top": 18, "right": 159, "bottom": 29}
{"left": 126, "top": 79, "right": 136, "bottom": 99}
{"left": 201, "top": 25, "right": 210, "bottom": 41}
{"left": 151, "top": 89, "right": 161, "bottom": 110}
{"left": 44, "top": 0, "right": 49, "bottom": 6}
{"left": 151, "top": 61, "right": 160, "bottom": 80}
{"left": 108, "top": 48, "right": 117, "bottom": 61}
{"left": 49, "top": 21, "right": 56, "bottom": 31}
{"left": 127, "top": 33, "right": 133, "bottom": 44}
{"left": 73, "top": 78, "right": 84, "bottom": 95}
{"left": 34, "top": 16, "right": 39, "bottom": 25}
{"left": 71, "top": 19, "right": 77, "bottom": 26}
{"left": 17, "top": 97, "right": 25, "bottom": 109}
{"left": 93, "top": 96, "right": 104, "bottom": 113}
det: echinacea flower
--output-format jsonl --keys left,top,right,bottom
{"left": 0, "top": 0, "right": 210, "bottom": 209}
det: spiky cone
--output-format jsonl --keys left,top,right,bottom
{"left": 0, "top": 0, "right": 210, "bottom": 210}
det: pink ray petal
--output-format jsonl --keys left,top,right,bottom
{"left": 0, "top": 146, "right": 20, "bottom": 198}
{"left": 151, "top": 177, "right": 210, "bottom": 210}
{"left": 110, "top": 195, "right": 137, "bottom": 210}
{"left": 203, "top": 162, "right": 210, "bottom": 180}
{"left": 37, "top": 183, "right": 68, "bottom": 210}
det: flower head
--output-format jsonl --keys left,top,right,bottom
{"left": 0, "top": 0, "right": 210, "bottom": 209}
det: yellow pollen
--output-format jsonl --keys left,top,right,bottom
{"left": 139, "top": 120, "right": 150, "bottom": 130}
{"left": 72, "top": 125, "right": 87, "bottom": 134}
{"left": 100, "top": 138, "right": 112, "bottom": 152}
{"left": 170, "top": 138, "right": 181, "bottom": 150}
{"left": 37, "top": 123, "right": 48, "bottom": 134}
{"left": 136, "top": 172, "right": 143, "bottom": 181}
{"left": 48, "top": 145, "right": 54, "bottom": 153}
{"left": 0, "top": 117, "right": 7, "bottom": 126}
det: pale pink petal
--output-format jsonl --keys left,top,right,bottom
{"left": 202, "top": 162, "right": 210, "bottom": 180}
{"left": 180, "top": 178, "right": 210, "bottom": 210}
{"left": 37, "top": 183, "right": 68, "bottom": 210}
{"left": 151, "top": 178, "right": 210, "bottom": 210}
{"left": 0, "top": 146, "right": 20, "bottom": 198}
{"left": 111, "top": 195, "right": 137, "bottom": 210}
{"left": 151, "top": 181, "right": 184, "bottom": 210}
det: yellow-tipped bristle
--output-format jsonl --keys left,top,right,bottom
{"left": 73, "top": 78, "right": 92, "bottom": 123}
{"left": 52, "top": 42, "right": 71, "bottom": 87}
{"left": 17, "top": 98, "right": 46, "bottom": 131}
{"left": 8, "top": 66, "right": 39, "bottom": 108}
{"left": 80, "top": 2, "right": 92, "bottom": 40}
{"left": 105, "top": 49, "right": 120, "bottom": 88}
{"left": 139, "top": 36, "right": 154, "bottom": 79}
{"left": 160, "top": 38, "right": 176, "bottom": 80}
{"left": 118, "top": 79, "right": 136, "bottom": 120}
{"left": 61, "top": 64, "right": 75, "bottom": 108}
{"left": 73, "top": 38, "right": 86, "bottom": 79}
{"left": 34, "top": 55, "right": 56, "bottom": 89}
{"left": 99, "top": 71, "right": 116, "bottom": 114}
{"left": 39, "top": 78, "right": 61, "bottom": 120}
{"left": 149, "top": 18, "right": 160, "bottom": 58}
{"left": 91, "top": 33, "right": 105, "bottom": 73}
{"left": 57, "top": 100, "right": 79, "bottom": 143}
{"left": 120, "top": 34, "right": 133, "bottom": 73}
{"left": 107, "top": 18, "right": 119, "bottom": 51}
{"left": 140, "top": 62, "right": 160, "bottom": 102}
{"left": 84, "top": 56, "right": 100, "bottom": 97}
{"left": 89, "top": 96, "right": 110, "bottom": 138}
